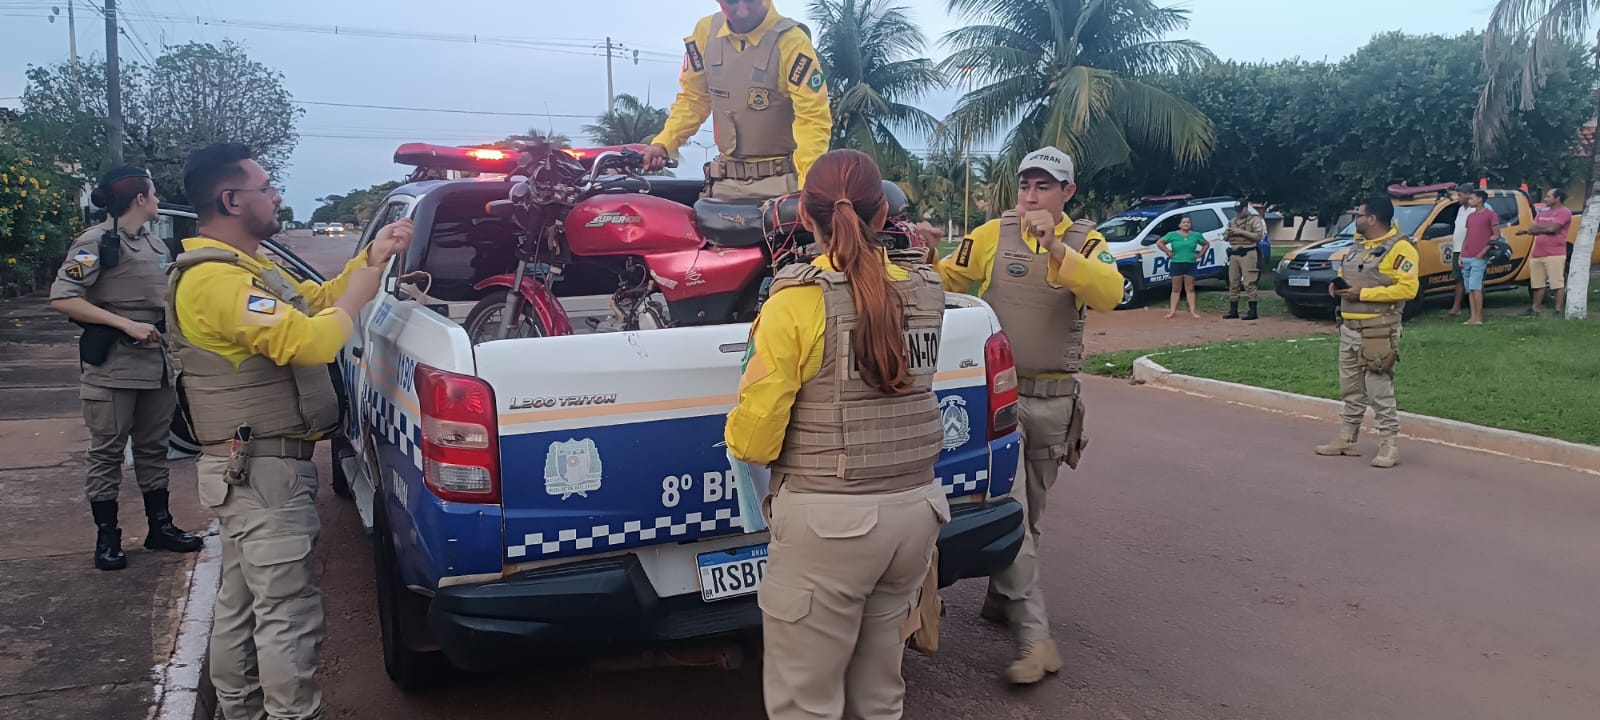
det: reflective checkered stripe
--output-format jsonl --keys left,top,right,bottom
{"left": 366, "top": 386, "right": 422, "bottom": 470}
{"left": 506, "top": 507, "right": 742, "bottom": 560}
{"left": 942, "top": 471, "right": 988, "bottom": 497}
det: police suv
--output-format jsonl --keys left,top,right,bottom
{"left": 1095, "top": 195, "right": 1271, "bottom": 309}
{"left": 179, "top": 145, "right": 1031, "bottom": 692}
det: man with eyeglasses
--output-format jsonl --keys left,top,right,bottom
{"left": 166, "top": 142, "right": 411, "bottom": 719}
{"left": 642, "top": 0, "right": 832, "bottom": 201}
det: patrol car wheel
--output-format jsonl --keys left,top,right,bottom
{"left": 1117, "top": 270, "right": 1144, "bottom": 310}
{"left": 374, "top": 498, "right": 449, "bottom": 692}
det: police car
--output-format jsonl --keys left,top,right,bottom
{"left": 1095, "top": 195, "right": 1271, "bottom": 309}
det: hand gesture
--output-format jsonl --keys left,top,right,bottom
{"left": 367, "top": 218, "right": 415, "bottom": 268}
{"left": 1023, "top": 210, "right": 1059, "bottom": 251}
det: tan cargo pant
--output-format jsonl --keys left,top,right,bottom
{"left": 759, "top": 481, "right": 948, "bottom": 720}
{"left": 1227, "top": 248, "right": 1260, "bottom": 301}
{"left": 1338, "top": 323, "right": 1401, "bottom": 437}
{"left": 986, "top": 393, "right": 1075, "bottom": 643}
{"left": 197, "top": 453, "right": 325, "bottom": 720}
{"left": 80, "top": 382, "right": 176, "bottom": 502}
{"left": 707, "top": 172, "right": 798, "bottom": 202}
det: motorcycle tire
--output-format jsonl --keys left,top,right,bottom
{"left": 463, "top": 295, "right": 551, "bottom": 344}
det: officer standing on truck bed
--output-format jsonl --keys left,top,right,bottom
{"left": 936, "top": 147, "right": 1123, "bottom": 684}
{"left": 50, "top": 165, "right": 204, "bottom": 571}
{"left": 642, "top": 0, "right": 832, "bottom": 200}
{"left": 727, "top": 149, "right": 948, "bottom": 719}
{"left": 167, "top": 142, "right": 411, "bottom": 719}
{"left": 1316, "top": 193, "right": 1418, "bottom": 469}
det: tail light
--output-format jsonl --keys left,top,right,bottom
{"left": 985, "top": 332, "right": 1019, "bottom": 440}
{"left": 414, "top": 364, "right": 501, "bottom": 504}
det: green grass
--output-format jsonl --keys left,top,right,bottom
{"left": 1086, "top": 309, "right": 1600, "bottom": 446}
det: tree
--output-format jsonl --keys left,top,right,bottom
{"left": 492, "top": 129, "right": 572, "bottom": 150}
{"left": 582, "top": 94, "right": 669, "bottom": 146}
{"left": 810, "top": 0, "right": 945, "bottom": 171}
{"left": 311, "top": 181, "right": 402, "bottom": 225}
{"left": 20, "top": 40, "right": 302, "bottom": 204}
{"left": 940, "top": 0, "right": 1216, "bottom": 209}
{"left": 1476, "top": 0, "right": 1600, "bottom": 318}
{"left": 277, "top": 205, "right": 295, "bottom": 223}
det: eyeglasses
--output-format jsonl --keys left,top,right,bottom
{"left": 220, "top": 185, "right": 282, "bottom": 201}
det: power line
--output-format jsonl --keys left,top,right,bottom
{"left": 294, "top": 99, "right": 597, "bottom": 119}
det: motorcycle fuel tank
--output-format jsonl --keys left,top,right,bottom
{"left": 647, "top": 246, "right": 766, "bottom": 303}
{"left": 564, "top": 193, "right": 703, "bottom": 256}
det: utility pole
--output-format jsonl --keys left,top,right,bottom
{"left": 605, "top": 37, "right": 616, "bottom": 115}
{"left": 104, "top": 0, "right": 124, "bottom": 165}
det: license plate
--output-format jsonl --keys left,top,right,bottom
{"left": 697, "top": 544, "right": 768, "bottom": 602}
{"left": 1288, "top": 276, "right": 1311, "bottom": 287}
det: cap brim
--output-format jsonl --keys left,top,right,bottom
{"left": 1017, "top": 163, "right": 1071, "bottom": 182}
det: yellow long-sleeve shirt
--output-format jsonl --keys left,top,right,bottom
{"left": 651, "top": 3, "right": 832, "bottom": 186}
{"left": 172, "top": 237, "right": 366, "bottom": 368}
{"left": 937, "top": 214, "right": 1124, "bottom": 311}
{"left": 725, "top": 254, "right": 910, "bottom": 465}
{"left": 1338, "top": 227, "right": 1420, "bottom": 321}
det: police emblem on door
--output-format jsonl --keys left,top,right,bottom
{"left": 544, "top": 439, "right": 603, "bottom": 499}
{"left": 940, "top": 396, "right": 971, "bottom": 451}
{"left": 748, "top": 88, "right": 771, "bottom": 111}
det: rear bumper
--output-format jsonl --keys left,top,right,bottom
{"left": 1274, "top": 269, "right": 1339, "bottom": 306}
{"left": 429, "top": 497, "right": 1024, "bottom": 671}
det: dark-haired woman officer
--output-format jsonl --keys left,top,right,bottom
{"left": 50, "top": 165, "right": 202, "bottom": 571}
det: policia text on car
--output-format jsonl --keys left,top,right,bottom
{"left": 937, "top": 147, "right": 1124, "bottom": 684}
{"left": 50, "top": 165, "right": 203, "bottom": 571}
{"left": 1315, "top": 193, "right": 1420, "bottom": 469}
{"left": 166, "top": 143, "right": 411, "bottom": 719}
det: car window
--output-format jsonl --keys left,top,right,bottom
{"left": 1187, "top": 209, "right": 1224, "bottom": 234}
{"left": 1487, "top": 195, "right": 1519, "bottom": 225}
{"left": 354, "top": 201, "right": 409, "bottom": 258}
{"left": 1097, "top": 215, "right": 1151, "bottom": 244}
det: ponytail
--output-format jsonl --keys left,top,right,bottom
{"left": 801, "top": 150, "right": 913, "bottom": 396}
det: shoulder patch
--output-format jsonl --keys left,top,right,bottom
{"left": 65, "top": 263, "right": 86, "bottom": 280}
{"left": 246, "top": 295, "right": 279, "bottom": 315}
{"left": 685, "top": 40, "right": 705, "bottom": 73}
{"left": 955, "top": 238, "right": 974, "bottom": 268}
{"left": 788, "top": 53, "right": 814, "bottom": 87}
{"left": 72, "top": 248, "right": 99, "bottom": 268}
{"left": 807, "top": 68, "right": 826, "bottom": 92}
{"left": 1098, "top": 250, "right": 1116, "bottom": 264}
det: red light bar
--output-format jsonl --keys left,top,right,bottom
{"left": 1387, "top": 182, "right": 1456, "bottom": 199}
{"left": 1139, "top": 193, "right": 1193, "bottom": 203}
{"left": 393, "top": 143, "right": 518, "bottom": 174}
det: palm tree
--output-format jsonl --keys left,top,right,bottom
{"left": 1475, "top": 0, "right": 1598, "bottom": 318}
{"left": 493, "top": 129, "right": 572, "bottom": 150}
{"left": 940, "top": 0, "right": 1217, "bottom": 209}
{"left": 583, "top": 94, "right": 670, "bottom": 146}
{"left": 810, "top": 0, "right": 946, "bottom": 171}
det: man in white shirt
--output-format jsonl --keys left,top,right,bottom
{"left": 1448, "top": 184, "right": 1476, "bottom": 317}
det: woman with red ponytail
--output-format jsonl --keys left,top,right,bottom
{"left": 725, "top": 149, "right": 949, "bottom": 718}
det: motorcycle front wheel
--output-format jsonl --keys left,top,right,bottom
{"left": 464, "top": 294, "right": 550, "bottom": 344}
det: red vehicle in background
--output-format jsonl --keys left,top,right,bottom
{"left": 392, "top": 140, "right": 929, "bottom": 341}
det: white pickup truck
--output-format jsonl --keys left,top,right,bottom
{"left": 251, "top": 159, "right": 1029, "bottom": 691}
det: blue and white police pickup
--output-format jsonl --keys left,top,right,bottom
{"left": 1095, "top": 195, "right": 1271, "bottom": 309}
{"left": 314, "top": 166, "right": 1028, "bottom": 691}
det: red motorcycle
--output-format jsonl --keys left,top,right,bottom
{"left": 441, "top": 139, "right": 926, "bottom": 341}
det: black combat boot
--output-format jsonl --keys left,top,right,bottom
{"left": 1223, "top": 301, "right": 1240, "bottom": 319}
{"left": 142, "top": 489, "right": 203, "bottom": 553}
{"left": 1242, "top": 301, "right": 1259, "bottom": 321}
{"left": 91, "top": 500, "right": 128, "bottom": 571}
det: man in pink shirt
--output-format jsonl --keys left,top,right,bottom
{"left": 1517, "top": 188, "right": 1573, "bottom": 315}
{"left": 1459, "top": 190, "right": 1498, "bottom": 325}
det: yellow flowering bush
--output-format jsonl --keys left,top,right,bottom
{"left": 0, "top": 142, "right": 80, "bottom": 290}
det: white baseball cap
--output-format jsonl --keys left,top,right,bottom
{"left": 1017, "top": 146, "right": 1075, "bottom": 184}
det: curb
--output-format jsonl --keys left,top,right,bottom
{"left": 1131, "top": 355, "right": 1600, "bottom": 476}
{"left": 151, "top": 521, "right": 223, "bottom": 720}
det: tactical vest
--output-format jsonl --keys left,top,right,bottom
{"left": 164, "top": 246, "right": 340, "bottom": 448}
{"left": 707, "top": 14, "right": 800, "bottom": 161}
{"left": 769, "top": 263, "right": 945, "bottom": 495}
{"left": 1338, "top": 234, "right": 1406, "bottom": 326}
{"left": 983, "top": 213, "right": 1094, "bottom": 387}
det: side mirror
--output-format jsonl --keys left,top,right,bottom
{"left": 1141, "top": 235, "right": 1160, "bottom": 246}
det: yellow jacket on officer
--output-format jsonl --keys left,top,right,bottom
{"left": 651, "top": 0, "right": 831, "bottom": 197}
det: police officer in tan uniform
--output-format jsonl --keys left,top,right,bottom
{"left": 168, "top": 143, "right": 408, "bottom": 719}
{"left": 50, "top": 166, "right": 202, "bottom": 571}
{"left": 643, "top": 0, "right": 833, "bottom": 200}
{"left": 727, "top": 149, "right": 947, "bottom": 719}
{"left": 937, "top": 148, "right": 1124, "bottom": 684}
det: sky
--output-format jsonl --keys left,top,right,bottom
{"left": 0, "top": 0, "right": 1495, "bottom": 219}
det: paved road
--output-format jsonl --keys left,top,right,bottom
{"left": 261, "top": 231, "right": 1600, "bottom": 718}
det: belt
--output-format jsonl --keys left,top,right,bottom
{"left": 200, "top": 437, "right": 318, "bottom": 460}
{"left": 1340, "top": 314, "right": 1399, "bottom": 331}
{"left": 710, "top": 156, "right": 794, "bottom": 181}
{"left": 1018, "top": 374, "right": 1079, "bottom": 398}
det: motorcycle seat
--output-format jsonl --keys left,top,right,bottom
{"left": 695, "top": 198, "right": 768, "bottom": 249}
